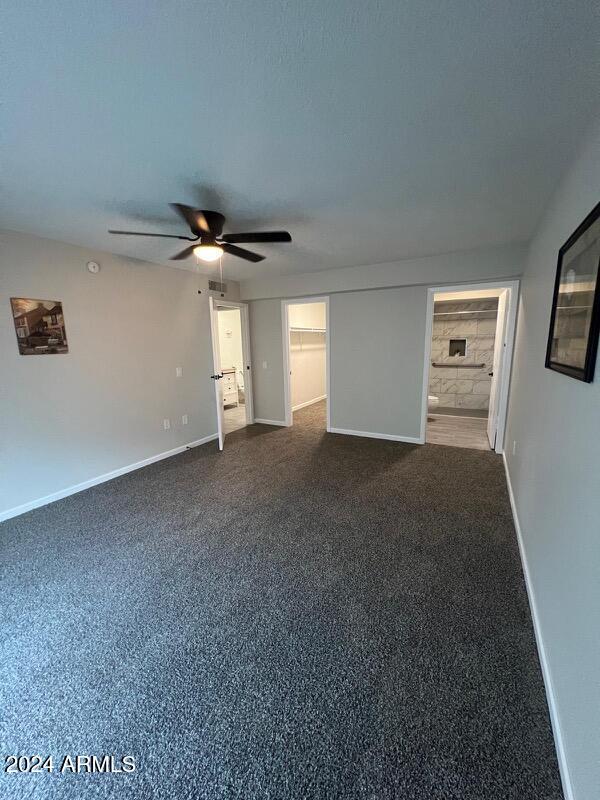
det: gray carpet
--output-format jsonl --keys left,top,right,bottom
{"left": 0, "top": 401, "right": 562, "bottom": 799}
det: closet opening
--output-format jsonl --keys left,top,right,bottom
{"left": 282, "top": 297, "right": 330, "bottom": 430}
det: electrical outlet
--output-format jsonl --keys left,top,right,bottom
{"left": 176, "top": 367, "right": 183, "bottom": 377}
{"left": 163, "top": 418, "right": 171, "bottom": 430}
{"left": 182, "top": 414, "right": 188, "bottom": 425}
{"left": 512, "top": 440, "right": 517, "bottom": 455}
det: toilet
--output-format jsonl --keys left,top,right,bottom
{"left": 428, "top": 394, "right": 439, "bottom": 411}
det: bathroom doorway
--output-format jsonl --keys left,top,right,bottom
{"left": 209, "top": 298, "right": 254, "bottom": 448}
{"left": 420, "top": 282, "right": 519, "bottom": 452}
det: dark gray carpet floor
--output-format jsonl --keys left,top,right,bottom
{"left": 0, "top": 401, "right": 562, "bottom": 799}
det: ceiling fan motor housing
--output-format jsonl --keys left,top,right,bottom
{"left": 201, "top": 211, "right": 225, "bottom": 237}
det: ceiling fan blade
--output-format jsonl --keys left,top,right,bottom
{"left": 108, "top": 230, "right": 191, "bottom": 240}
{"left": 221, "top": 231, "right": 292, "bottom": 244}
{"left": 221, "top": 243, "right": 265, "bottom": 262}
{"left": 170, "top": 244, "right": 198, "bottom": 261}
{"left": 169, "top": 203, "right": 211, "bottom": 235}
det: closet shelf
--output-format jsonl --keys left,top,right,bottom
{"left": 433, "top": 311, "right": 497, "bottom": 320}
{"left": 290, "top": 327, "right": 326, "bottom": 333}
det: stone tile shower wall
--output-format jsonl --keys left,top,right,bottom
{"left": 428, "top": 298, "right": 498, "bottom": 411}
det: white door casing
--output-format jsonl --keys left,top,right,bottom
{"left": 420, "top": 280, "right": 519, "bottom": 453}
{"left": 215, "top": 300, "right": 254, "bottom": 427}
{"left": 281, "top": 296, "right": 331, "bottom": 430}
{"left": 209, "top": 297, "right": 224, "bottom": 450}
{"left": 487, "top": 289, "right": 508, "bottom": 448}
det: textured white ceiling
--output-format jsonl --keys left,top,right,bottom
{"left": 2, "top": 0, "right": 599, "bottom": 280}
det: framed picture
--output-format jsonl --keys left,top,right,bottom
{"left": 545, "top": 201, "right": 600, "bottom": 382}
{"left": 10, "top": 298, "right": 69, "bottom": 355}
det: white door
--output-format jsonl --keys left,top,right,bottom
{"left": 237, "top": 303, "right": 255, "bottom": 426}
{"left": 487, "top": 289, "right": 508, "bottom": 449}
{"left": 209, "top": 297, "right": 224, "bottom": 450}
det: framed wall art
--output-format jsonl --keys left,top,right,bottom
{"left": 10, "top": 298, "right": 69, "bottom": 355}
{"left": 545, "top": 201, "right": 600, "bottom": 382}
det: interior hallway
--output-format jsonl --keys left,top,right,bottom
{"left": 0, "top": 401, "right": 561, "bottom": 800}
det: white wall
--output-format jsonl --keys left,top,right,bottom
{"left": 249, "top": 299, "right": 285, "bottom": 423}
{"left": 241, "top": 242, "right": 526, "bottom": 300}
{"left": 289, "top": 302, "right": 326, "bottom": 410}
{"left": 248, "top": 244, "right": 524, "bottom": 439}
{"left": 250, "top": 287, "right": 429, "bottom": 439}
{"left": 288, "top": 302, "right": 326, "bottom": 329}
{"left": 0, "top": 231, "right": 238, "bottom": 518}
{"left": 218, "top": 308, "right": 244, "bottom": 389}
{"left": 330, "top": 287, "right": 426, "bottom": 439}
{"left": 504, "top": 116, "right": 600, "bottom": 800}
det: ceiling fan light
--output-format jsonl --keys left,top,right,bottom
{"left": 194, "top": 244, "right": 223, "bottom": 262}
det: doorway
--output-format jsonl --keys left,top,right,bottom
{"left": 209, "top": 298, "right": 254, "bottom": 449}
{"left": 420, "top": 282, "right": 519, "bottom": 452}
{"left": 282, "top": 297, "right": 330, "bottom": 430}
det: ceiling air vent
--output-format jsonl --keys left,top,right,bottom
{"left": 208, "top": 280, "right": 227, "bottom": 293}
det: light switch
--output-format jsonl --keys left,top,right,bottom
{"left": 182, "top": 414, "right": 188, "bottom": 425}
{"left": 176, "top": 367, "right": 183, "bottom": 377}
{"left": 163, "top": 419, "right": 170, "bottom": 430}
{"left": 262, "top": 361, "right": 268, "bottom": 369}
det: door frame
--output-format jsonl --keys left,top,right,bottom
{"left": 208, "top": 297, "right": 225, "bottom": 450}
{"left": 419, "top": 280, "right": 520, "bottom": 453}
{"left": 281, "top": 296, "right": 330, "bottom": 430}
{"left": 487, "top": 289, "right": 508, "bottom": 448}
{"left": 211, "top": 298, "right": 255, "bottom": 430}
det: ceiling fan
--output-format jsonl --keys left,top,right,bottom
{"left": 109, "top": 203, "right": 292, "bottom": 263}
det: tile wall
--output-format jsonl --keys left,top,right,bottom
{"left": 428, "top": 298, "right": 498, "bottom": 411}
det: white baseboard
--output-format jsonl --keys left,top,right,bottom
{"left": 254, "top": 418, "right": 287, "bottom": 426}
{"left": 502, "top": 454, "right": 574, "bottom": 800}
{"left": 292, "top": 394, "right": 327, "bottom": 412}
{"left": 0, "top": 433, "right": 219, "bottom": 523}
{"left": 329, "top": 426, "right": 423, "bottom": 444}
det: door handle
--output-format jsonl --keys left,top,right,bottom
{"left": 210, "top": 373, "right": 223, "bottom": 380}
{"left": 488, "top": 372, "right": 493, "bottom": 377}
